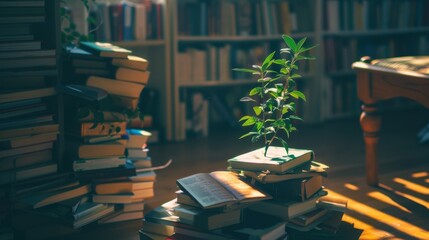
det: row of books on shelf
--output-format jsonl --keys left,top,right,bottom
{"left": 324, "top": 0, "right": 429, "bottom": 32}
{"left": 88, "top": 0, "right": 164, "bottom": 42}
{"left": 324, "top": 36, "right": 429, "bottom": 74}
{"left": 140, "top": 147, "right": 357, "bottom": 240}
{"left": 177, "top": 0, "right": 313, "bottom": 37}
{"left": 176, "top": 44, "right": 315, "bottom": 84}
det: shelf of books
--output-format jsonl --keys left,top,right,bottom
{"left": 320, "top": 0, "right": 429, "bottom": 119}
{"left": 0, "top": 0, "right": 63, "bottom": 238}
{"left": 170, "top": 0, "right": 319, "bottom": 141}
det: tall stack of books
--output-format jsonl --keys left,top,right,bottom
{"left": 95, "top": 129, "right": 156, "bottom": 224}
{"left": 63, "top": 41, "right": 155, "bottom": 224}
{"left": 0, "top": 0, "right": 59, "bottom": 186}
{"left": 140, "top": 146, "right": 349, "bottom": 239}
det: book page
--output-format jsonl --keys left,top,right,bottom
{"left": 176, "top": 173, "right": 236, "bottom": 208}
{"left": 209, "top": 171, "right": 270, "bottom": 202}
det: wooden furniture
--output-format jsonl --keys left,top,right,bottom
{"left": 352, "top": 57, "right": 429, "bottom": 186}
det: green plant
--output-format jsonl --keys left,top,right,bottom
{"left": 234, "top": 35, "right": 316, "bottom": 156}
{"left": 60, "top": 0, "right": 97, "bottom": 46}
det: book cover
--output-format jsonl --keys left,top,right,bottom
{"left": 0, "top": 123, "right": 59, "bottom": 139}
{"left": 86, "top": 76, "right": 144, "bottom": 98}
{"left": 92, "top": 188, "right": 154, "bottom": 204}
{"left": 68, "top": 121, "right": 127, "bottom": 137}
{"left": 111, "top": 55, "right": 149, "bottom": 71}
{"left": 115, "top": 67, "right": 150, "bottom": 84}
{"left": 79, "top": 41, "right": 131, "bottom": 58}
{"left": 0, "top": 149, "right": 52, "bottom": 171}
{"left": 67, "top": 140, "right": 126, "bottom": 159}
{"left": 173, "top": 204, "right": 241, "bottom": 230}
{"left": 228, "top": 147, "right": 314, "bottom": 173}
{"left": 94, "top": 180, "right": 154, "bottom": 194}
{"left": 17, "top": 184, "right": 90, "bottom": 209}
{"left": 74, "top": 163, "right": 136, "bottom": 181}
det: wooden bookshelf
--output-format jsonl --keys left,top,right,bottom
{"left": 69, "top": 0, "right": 429, "bottom": 141}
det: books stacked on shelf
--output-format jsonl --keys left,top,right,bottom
{"left": 140, "top": 147, "right": 350, "bottom": 239}
{"left": 0, "top": 0, "right": 60, "bottom": 186}
{"left": 0, "top": 98, "right": 59, "bottom": 185}
{"left": 87, "top": 0, "right": 164, "bottom": 42}
{"left": 176, "top": 0, "right": 314, "bottom": 37}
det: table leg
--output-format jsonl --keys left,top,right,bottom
{"left": 360, "top": 104, "right": 382, "bottom": 186}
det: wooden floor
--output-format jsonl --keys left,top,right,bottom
{"left": 63, "top": 107, "right": 429, "bottom": 240}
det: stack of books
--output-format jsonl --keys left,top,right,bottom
{"left": 140, "top": 147, "right": 349, "bottom": 239}
{"left": 63, "top": 41, "right": 156, "bottom": 225}
{"left": 94, "top": 129, "right": 156, "bottom": 224}
{"left": 0, "top": 0, "right": 59, "bottom": 186}
{"left": 12, "top": 173, "right": 117, "bottom": 236}
{"left": 230, "top": 147, "right": 348, "bottom": 237}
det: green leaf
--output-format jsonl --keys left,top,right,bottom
{"left": 277, "top": 137, "right": 289, "bottom": 154}
{"left": 299, "top": 44, "right": 318, "bottom": 54}
{"left": 290, "top": 115, "right": 303, "bottom": 121}
{"left": 232, "top": 68, "right": 259, "bottom": 74}
{"left": 249, "top": 87, "right": 262, "bottom": 96}
{"left": 297, "top": 37, "right": 307, "bottom": 50}
{"left": 238, "top": 115, "right": 252, "bottom": 122}
{"left": 261, "top": 51, "right": 276, "bottom": 72}
{"left": 289, "top": 90, "right": 306, "bottom": 101}
{"left": 282, "top": 35, "right": 297, "bottom": 53}
{"left": 239, "top": 132, "right": 258, "bottom": 139}
{"left": 242, "top": 117, "right": 256, "bottom": 126}
{"left": 290, "top": 73, "right": 302, "bottom": 79}
{"left": 253, "top": 106, "right": 262, "bottom": 116}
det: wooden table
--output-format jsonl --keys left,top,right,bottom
{"left": 352, "top": 57, "right": 429, "bottom": 186}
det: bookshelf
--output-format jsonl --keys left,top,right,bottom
{"left": 70, "top": 0, "right": 429, "bottom": 141}
{"left": 170, "top": 0, "right": 321, "bottom": 140}
{"left": 0, "top": 0, "right": 64, "bottom": 174}
{"left": 320, "top": 0, "right": 429, "bottom": 119}
{"left": 168, "top": 0, "right": 429, "bottom": 141}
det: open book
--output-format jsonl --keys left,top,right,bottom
{"left": 176, "top": 171, "right": 271, "bottom": 209}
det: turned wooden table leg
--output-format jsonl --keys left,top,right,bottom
{"left": 360, "top": 104, "right": 382, "bottom": 186}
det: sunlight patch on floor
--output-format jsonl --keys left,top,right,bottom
{"left": 344, "top": 183, "right": 360, "bottom": 191}
{"left": 378, "top": 183, "right": 429, "bottom": 209}
{"left": 393, "top": 178, "right": 429, "bottom": 195}
{"left": 342, "top": 214, "right": 400, "bottom": 240}
{"left": 367, "top": 191, "right": 411, "bottom": 213}
{"left": 411, "top": 172, "right": 428, "bottom": 178}
{"left": 326, "top": 189, "right": 429, "bottom": 239}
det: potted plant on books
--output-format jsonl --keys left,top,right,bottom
{"left": 228, "top": 35, "right": 317, "bottom": 173}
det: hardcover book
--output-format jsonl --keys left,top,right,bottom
{"left": 79, "top": 41, "right": 131, "bottom": 58}
{"left": 111, "top": 55, "right": 149, "bottom": 71}
{"left": 228, "top": 147, "right": 314, "bottom": 173}
{"left": 86, "top": 76, "right": 144, "bottom": 98}
{"left": 176, "top": 171, "right": 271, "bottom": 209}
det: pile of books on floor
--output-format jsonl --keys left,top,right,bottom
{"left": 10, "top": 129, "right": 157, "bottom": 239}
{"left": 140, "top": 146, "right": 351, "bottom": 240}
